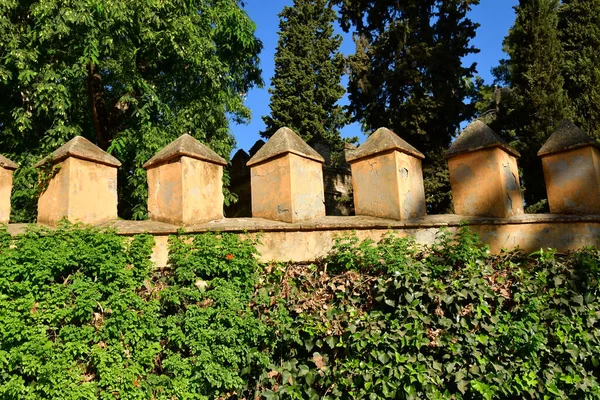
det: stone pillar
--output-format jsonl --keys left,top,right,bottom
{"left": 247, "top": 127, "right": 325, "bottom": 223}
{"left": 538, "top": 120, "right": 600, "bottom": 215}
{"left": 35, "top": 136, "right": 121, "bottom": 225}
{"left": 447, "top": 120, "right": 523, "bottom": 218}
{"left": 347, "top": 127, "right": 426, "bottom": 220}
{"left": 0, "top": 155, "right": 18, "bottom": 224}
{"left": 143, "top": 134, "right": 227, "bottom": 225}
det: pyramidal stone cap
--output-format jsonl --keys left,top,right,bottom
{"left": 0, "top": 154, "right": 18, "bottom": 170}
{"left": 247, "top": 127, "right": 324, "bottom": 167}
{"left": 143, "top": 134, "right": 226, "bottom": 169}
{"left": 447, "top": 120, "right": 520, "bottom": 159}
{"left": 34, "top": 136, "right": 122, "bottom": 168}
{"left": 346, "top": 127, "right": 424, "bottom": 162}
{"left": 231, "top": 149, "right": 250, "bottom": 164}
{"left": 537, "top": 120, "right": 598, "bottom": 157}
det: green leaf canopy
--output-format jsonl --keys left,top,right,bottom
{"left": 0, "top": 0, "right": 263, "bottom": 220}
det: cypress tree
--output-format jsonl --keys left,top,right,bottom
{"left": 491, "top": 0, "right": 571, "bottom": 210}
{"left": 559, "top": 0, "right": 600, "bottom": 139}
{"left": 337, "top": 0, "right": 480, "bottom": 213}
{"left": 262, "top": 0, "right": 347, "bottom": 162}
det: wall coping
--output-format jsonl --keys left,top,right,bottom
{"left": 6, "top": 214, "right": 600, "bottom": 236}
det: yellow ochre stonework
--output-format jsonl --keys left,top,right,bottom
{"left": 538, "top": 120, "right": 600, "bottom": 215}
{"left": 447, "top": 121, "right": 523, "bottom": 218}
{"left": 144, "top": 134, "right": 227, "bottom": 226}
{"left": 448, "top": 148, "right": 523, "bottom": 218}
{"left": 0, "top": 154, "right": 18, "bottom": 224}
{"left": 247, "top": 127, "right": 325, "bottom": 223}
{"left": 2, "top": 123, "right": 599, "bottom": 267}
{"left": 35, "top": 137, "right": 120, "bottom": 226}
{"left": 348, "top": 128, "right": 426, "bottom": 220}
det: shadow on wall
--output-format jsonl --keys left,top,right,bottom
{"left": 472, "top": 221, "right": 600, "bottom": 254}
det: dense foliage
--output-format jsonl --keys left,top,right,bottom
{"left": 262, "top": 231, "right": 600, "bottom": 398}
{"left": 1, "top": 224, "right": 599, "bottom": 398}
{"left": 0, "top": 0, "right": 263, "bottom": 221}
{"left": 335, "top": 0, "right": 480, "bottom": 213}
{"left": 262, "top": 0, "right": 348, "bottom": 163}
{"left": 0, "top": 225, "right": 269, "bottom": 399}
{"left": 479, "top": 0, "right": 571, "bottom": 212}
{"left": 559, "top": 0, "right": 600, "bottom": 139}
{"left": 476, "top": 0, "right": 600, "bottom": 211}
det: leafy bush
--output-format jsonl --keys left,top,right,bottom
{"left": 1, "top": 224, "right": 599, "bottom": 399}
{"left": 0, "top": 224, "right": 270, "bottom": 399}
{"left": 259, "top": 228, "right": 600, "bottom": 399}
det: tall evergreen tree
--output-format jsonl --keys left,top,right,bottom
{"left": 559, "top": 0, "right": 600, "bottom": 139}
{"left": 262, "top": 0, "right": 347, "bottom": 161}
{"left": 490, "top": 0, "right": 571, "bottom": 210}
{"left": 336, "top": 0, "right": 480, "bottom": 213}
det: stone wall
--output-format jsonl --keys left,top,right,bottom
{"left": 226, "top": 139, "right": 354, "bottom": 217}
{"left": 2, "top": 121, "right": 599, "bottom": 267}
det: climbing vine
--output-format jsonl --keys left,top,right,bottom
{"left": 0, "top": 224, "right": 598, "bottom": 399}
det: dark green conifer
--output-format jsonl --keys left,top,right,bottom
{"left": 336, "top": 0, "right": 480, "bottom": 213}
{"left": 559, "top": 0, "right": 600, "bottom": 139}
{"left": 491, "top": 0, "right": 571, "bottom": 210}
{"left": 262, "top": 0, "right": 347, "bottom": 162}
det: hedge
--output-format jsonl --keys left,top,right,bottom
{"left": 0, "top": 224, "right": 598, "bottom": 399}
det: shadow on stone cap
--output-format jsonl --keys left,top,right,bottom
{"left": 34, "top": 136, "right": 122, "bottom": 168}
{"left": 346, "top": 127, "right": 424, "bottom": 163}
{"left": 231, "top": 149, "right": 250, "bottom": 164}
{"left": 537, "top": 120, "right": 598, "bottom": 157}
{"left": 143, "top": 134, "right": 226, "bottom": 169}
{"left": 246, "top": 127, "right": 324, "bottom": 167}
{"left": 249, "top": 139, "right": 265, "bottom": 157}
{"left": 0, "top": 154, "right": 18, "bottom": 170}
{"left": 446, "top": 120, "right": 520, "bottom": 159}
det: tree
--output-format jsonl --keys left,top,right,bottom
{"left": 262, "top": 0, "right": 347, "bottom": 163}
{"left": 487, "top": 0, "right": 571, "bottom": 210}
{"left": 0, "top": 0, "right": 262, "bottom": 221}
{"left": 559, "top": 0, "right": 600, "bottom": 139}
{"left": 336, "top": 0, "right": 480, "bottom": 213}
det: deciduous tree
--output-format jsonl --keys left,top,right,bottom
{"left": 0, "top": 0, "right": 263, "bottom": 221}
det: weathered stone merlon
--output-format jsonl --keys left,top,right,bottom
{"left": 143, "top": 134, "right": 226, "bottom": 169}
{"left": 247, "top": 127, "right": 325, "bottom": 223}
{"left": 348, "top": 127, "right": 426, "bottom": 220}
{"left": 144, "top": 134, "right": 227, "bottom": 226}
{"left": 0, "top": 154, "right": 18, "bottom": 224}
{"left": 447, "top": 120, "right": 523, "bottom": 218}
{"left": 538, "top": 120, "right": 600, "bottom": 215}
{"left": 36, "top": 136, "right": 120, "bottom": 226}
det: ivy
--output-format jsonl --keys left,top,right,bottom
{"left": 0, "top": 224, "right": 599, "bottom": 398}
{"left": 260, "top": 228, "right": 600, "bottom": 399}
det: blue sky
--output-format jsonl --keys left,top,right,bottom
{"left": 230, "top": 0, "right": 519, "bottom": 156}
